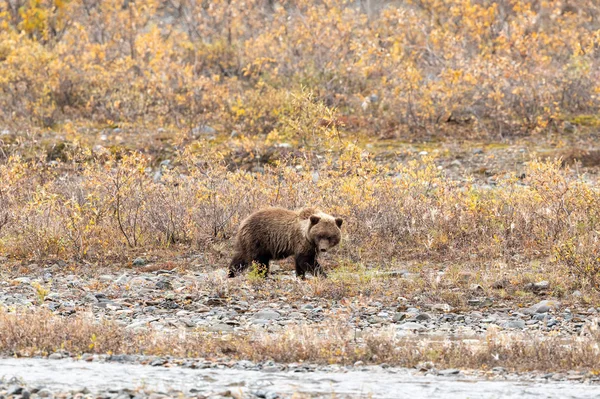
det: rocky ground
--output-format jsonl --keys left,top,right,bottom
{"left": 3, "top": 256, "right": 600, "bottom": 398}
{"left": 1, "top": 259, "right": 598, "bottom": 341}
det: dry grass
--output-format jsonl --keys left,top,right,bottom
{"left": 1, "top": 143, "right": 600, "bottom": 293}
{"left": 2, "top": 309, "right": 600, "bottom": 372}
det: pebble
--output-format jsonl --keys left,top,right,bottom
{"left": 253, "top": 310, "right": 281, "bottom": 320}
{"left": 438, "top": 368, "right": 460, "bottom": 376}
{"left": 206, "top": 323, "right": 234, "bottom": 332}
{"left": 431, "top": 303, "right": 452, "bottom": 313}
{"left": 415, "top": 313, "right": 431, "bottom": 321}
{"left": 502, "top": 320, "right": 526, "bottom": 330}
{"left": 7, "top": 385, "right": 24, "bottom": 395}
{"left": 37, "top": 388, "right": 53, "bottom": 397}
{"left": 526, "top": 300, "right": 561, "bottom": 314}
{"left": 132, "top": 258, "right": 147, "bottom": 267}
{"left": 398, "top": 322, "right": 428, "bottom": 332}
{"left": 393, "top": 312, "right": 407, "bottom": 322}
{"left": 525, "top": 280, "right": 550, "bottom": 293}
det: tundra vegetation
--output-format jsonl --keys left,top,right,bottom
{"left": 1, "top": 0, "right": 600, "bottom": 373}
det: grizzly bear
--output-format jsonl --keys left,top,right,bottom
{"left": 228, "top": 207, "right": 343, "bottom": 279}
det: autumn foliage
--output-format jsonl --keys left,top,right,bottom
{"left": 1, "top": 0, "right": 600, "bottom": 288}
{"left": 0, "top": 0, "right": 599, "bottom": 135}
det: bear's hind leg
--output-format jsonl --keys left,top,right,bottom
{"left": 228, "top": 252, "right": 248, "bottom": 278}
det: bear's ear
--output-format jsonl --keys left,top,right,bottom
{"left": 335, "top": 218, "right": 343, "bottom": 228}
{"left": 310, "top": 215, "right": 321, "bottom": 225}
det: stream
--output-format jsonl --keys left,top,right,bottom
{"left": 1, "top": 358, "right": 599, "bottom": 398}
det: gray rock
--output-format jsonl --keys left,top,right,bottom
{"left": 132, "top": 258, "right": 147, "bottom": 267}
{"left": 21, "top": 389, "right": 31, "bottom": 399}
{"left": 526, "top": 300, "right": 561, "bottom": 314}
{"left": 251, "top": 390, "right": 279, "bottom": 399}
{"left": 398, "top": 322, "right": 428, "bottom": 332}
{"left": 491, "top": 279, "right": 509, "bottom": 289}
{"left": 155, "top": 280, "right": 172, "bottom": 290}
{"left": 7, "top": 385, "right": 23, "bottom": 396}
{"left": 195, "top": 304, "right": 211, "bottom": 313}
{"left": 126, "top": 317, "right": 160, "bottom": 330}
{"left": 206, "top": 323, "right": 234, "bottom": 332}
{"left": 438, "top": 368, "right": 460, "bottom": 376}
{"left": 311, "top": 171, "right": 319, "bottom": 183}
{"left": 205, "top": 297, "right": 227, "bottom": 306}
{"left": 99, "top": 274, "right": 115, "bottom": 282}
{"left": 525, "top": 280, "right": 550, "bottom": 293}
{"left": 415, "top": 313, "right": 431, "bottom": 321}
{"left": 253, "top": 310, "right": 281, "bottom": 320}
{"left": 502, "top": 319, "right": 526, "bottom": 329}
{"left": 468, "top": 298, "right": 493, "bottom": 307}
{"left": 83, "top": 293, "right": 99, "bottom": 303}
{"left": 48, "top": 352, "right": 64, "bottom": 360}
{"left": 392, "top": 312, "right": 406, "bottom": 322}
{"left": 431, "top": 303, "right": 452, "bottom": 312}
{"left": 115, "top": 273, "right": 129, "bottom": 284}
{"left": 13, "top": 277, "right": 31, "bottom": 284}
{"left": 473, "top": 148, "right": 484, "bottom": 155}
{"left": 36, "top": 388, "right": 53, "bottom": 398}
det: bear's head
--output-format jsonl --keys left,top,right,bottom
{"left": 308, "top": 214, "right": 343, "bottom": 253}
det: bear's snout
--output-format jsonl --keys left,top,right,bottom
{"left": 317, "top": 239, "right": 330, "bottom": 253}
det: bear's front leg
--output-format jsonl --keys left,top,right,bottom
{"left": 295, "top": 253, "right": 327, "bottom": 279}
{"left": 311, "top": 258, "right": 328, "bottom": 278}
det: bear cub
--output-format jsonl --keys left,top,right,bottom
{"left": 228, "top": 207, "right": 343, "bottom": 279}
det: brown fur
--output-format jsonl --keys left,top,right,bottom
{"left": 228, "top": 207, "right": 343, "bottom": 279}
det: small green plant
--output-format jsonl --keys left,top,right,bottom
{"left": 247, "top": 261, "right": 269, "bottom": 284}
{"left": 89, "top": 333, "right": 97, "bottom": 351}
{"left": 31, "top": 282, "right": 50, "bottom": 305}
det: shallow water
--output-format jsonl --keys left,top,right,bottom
{"left": 1, "top": 358, "right": 600, "bottom": 399}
